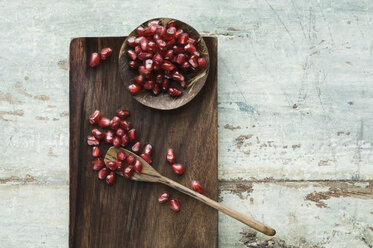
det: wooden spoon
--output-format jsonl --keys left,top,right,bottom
{"left": 104, "top": 147, "right": 276, "bottom": 236}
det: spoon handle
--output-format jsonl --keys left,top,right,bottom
{"left": 159, "top": 176, "right": 276, "bottom": 236}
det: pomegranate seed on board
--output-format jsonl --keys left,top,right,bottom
{"left": 123, "top": 165, "right": 134, "bottom": 179}
{"left": 140, "top": 153, "right": 152, "bottom": 164}
{"left": 89, "top": 53, "right": 100, "bottom": 67}
{"left": 92, "top": 158, "right": 104, "bottom": 171}
{"left": 100, "top": 48, "right": 112, "bottom": 60}
{"left": 117, "top": 151, "right": 127, "bottom": 161}
{"left": 172, "top": 164, "right": 184, "bottom": 175}
{"left": 158, "top": 192, "right": 170, "bottom": 204}
{"left": 121, "top": 134, "right": 129, "bottom": 147}
{"left": 105, "top": 172, "right": 115, "bottom": 185}
{"left": 106, "top": 160, "right": 118, "bottom": 171}
{"left": 110, "top": 116, "right": 120, "bottom": 130}
{"left": 169, "top": 198, "right": 180, "bottom": 212}
{"left": 112, "top": 136, "right": 122, "bottom": 147}
{"left": 89, "top": 110, "right": 101, "bottom": 124}
{"left": 128, "top": 84, "right": 141, "bottom": 95}
{"left": 92, "top": 146, "right": 101, "bottom": 157}
{"left": 134, "top": 159, "right": 142, "bottom": 173}
{"left": 105, "top": 130, "right": 114, "bottom": 144}
{"left": 166, "top": 148, "right": 176, "bottom": 164}
{"left": 98, "top": 117, "right": 110, "bottom": 128}
{"left": 168, "top": 87, "right": 182, "bottom": 97}
{"left": 128, "top": 129, "right": 137, "bottom": 142}
{"left": 98, "top": 168, "right": 109, "bottom": 180}
{"left": 143, "top": 144, "right": 153, "bottom": 155}
{"left": 92, "top": 128, "right": 105, "bottom": 140}
{"left": 116, "top": 128, "right": 125, "bottom": 137}
{"left": 117, "top": 109, "right": 130, "bottom": 119}
{"left": 191, "top": 180, "right": 203, "bottom": 193}
{"left": 126, "top": 155, "right": 135, "bottom": 165}
{"left": 119, "top": 120, "right": 132, "bottom": 131}
{"left": 87, "top": 136, "right": 99, "bottom": 146}
{"left": 132, "top": 141, "right": 141, "bottom": 154}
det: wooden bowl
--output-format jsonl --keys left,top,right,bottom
{"left": 118, "top": 17, "right": 210, "bottom": 110}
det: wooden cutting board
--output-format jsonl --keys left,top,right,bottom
{"left": 69, "top": 36, "right": 218, "bottom": 248}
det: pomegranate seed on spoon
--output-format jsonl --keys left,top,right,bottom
{"left": 112, "top": 136, "right": 122, "bottom": 147}
{"left": 121, "top": 134, "right": 129, "bottom": 147}
{"left": 117, "top": 151, "right": 127, "bottom": 161}
{"left": 123, "top": 165, "right": 134, "bottom": 179}
{"left": 134, "top": 159, "right": 143, "bottom": 173}
{"left": 140, "top": 153, "right": 152, "bottom": 164}
{"left": 106, "top": 160, "right": 118, "bottom": 171}
{"left": 126, "top": 155, "right": 135, "bottom": 165}
{"left": 116, "top": 109, "right": 130, "bottom": 119}
{"left": 100, "top": 48, "right": 112, "bottom": 60}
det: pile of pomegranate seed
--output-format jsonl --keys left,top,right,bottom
{"left": 89, "top": 47, "right": 112, "bottom": 68}
{"left": 127, "top": 19, "right": 207, "bottom": 97}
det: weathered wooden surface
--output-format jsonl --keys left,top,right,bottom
{"left": 0, "top": 0, "right": 372, "bottom": 247}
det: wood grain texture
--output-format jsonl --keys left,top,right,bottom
{"left": 69, "top": 36, "right": 218, "bottom": 248}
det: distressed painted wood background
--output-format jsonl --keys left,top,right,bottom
{"left": 0, "top": 0, "right": 372, "bottom": 247}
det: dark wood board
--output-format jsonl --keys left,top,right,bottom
{"left": 69, "top": 36, "right": 218, "bottom": 248}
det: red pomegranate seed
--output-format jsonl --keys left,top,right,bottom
{"left": 121, "top": 134, "right": 129, "bottom": 147}
{"left": 188, "top": 55, "right": 198, "bottom": 68}
{"left": 113, "top": 136, "right": 122, "bottom": 147}
{"left": 89, "top": 53, "right": 100, "bottom": 67}
{"left": 127, "top": 49, "right": 137, "bottom": 60}
{"left": 135, "top": 36, "right": 145, "bottom": 45}
{"left": 140, "top": 38, "right": 148, "bottom": 51}
{"left": 147, "top": 41, "right": 156, "bottom": 52}
{"left": 116, "top": 109, "right": 130, "bottom": 119}
{"left": 169, "top": 198, "right": 180, "bottom": 212}
{"left": 164, "top": 50, "right": 174, "bottom": 60}
{"left": 128, "top": 83, "right": 141, "bottom": 95}
{"left": 117, "top": 160, "right": 124, "bottom": 170}
{"left": 198, "top": 58, "right": 207, "bottom": 69}
{"left": 116, "top": 128, "right": 125, "bottom": 137}
{"left": 162, "top": 79, "right": 170, "bottom": 91}
{"left": 127, "top": 37, "right": 136, "bottom": 47}
{"left": 138, "top": 52, "right": 153, "bottom": 61}
{"left": 191, "top": 180, "right": 203, "bottom": 193}
{"left": 175, "top": 29, "right": 184, "bottom": 39}
{"left": 140, "top": 153, "right": 152, "bottom": 164}
{"left": 100, "top": 48, "right": 112, "bottom": 60}
{"left": 99, "top": 117, "right": 110, "bottom": 128}
{"left": 110, "top": 116, "right": 120, "bottom": 130}
{"left": 89, "top": 110, "right": 101, "bottom": 124}
{"left": 184, "top": 43, "right": 196, "bottom": 54}
{"left": 92, "top": 158, "right": 104, "bottom": 171}
{"left": 193, "top": 51, "right": 200, "bottom": 58}
{"left": 143, "top": 80, "right": 154, "bottom": 90}
{"left": 148, "top": 20, "right": 161, "bottom": 26}
{"left": 181, "top": 61, "right": 190, "bottom": 70}
{"left": 128, "top": 129, "right": 137, "bottom": 142}
{"left": 142, "top": 143, "right": 153, "bottom": 155}
{"left": 92, "top": 128, "right": 105, "bottom": 140}
{"left": 145, "top": 59, "right": 153, "bottom": 71}
{"left": 126, "top": 154, "right": 135, "bottom": 165}
{"left": 164, "top": 27, "right": 176, "bottom": 41}
{"left": 92, "top": 146, "right": 101, "bottom": 157}
{"left": 106, "top": 172, "right": 115, "bottom": 185}
{"left": 178, "top": 33, "right": 189, "bottom": 45}
{"left": 138, "top": 65, "right": 151, "bottom": 76}
{"left": 156, "top": 39, "right": 167, "bottom": 50}
{"left": 156, "top": 26, "right": 166, "bottom": 36}
{"left": 105, "top": 130, "right": 114, "bottom": 144}
{"left": 136, "top": 26, "right": 144, "bottom": 36}
{"left": 162, "top": 60, "right": 175, "bottom": 71}
{"left": 168, "top": 87, "right": 182, "bottom": 97}
{"left": 155, "top": 73, "right": 164, "bottom": 84}
{"left": 106, "top": 160, "right": 118, "bottom": 171}
{"left": 119, "top": 120, "right": 132, "bottom": 131}
{"left": 173, "top": 45, "right": 185, "bottom": 54}
{"left": 187, "top": 38, "right": 196, "bottom": 45}
{"left": 166, "top": 148, "right": 176, "bottom": 164}
{"left": 117, "top": 151, "right": 126, "bottom": 161}
{"left": 172, "top": 72, "right": 184, "bottom": 82}
{"left": 153, "top": 84, "right": 160, "bottom": 95}
{"left": 175, "top": 53, "right": 186, "bottom": 64}
{"left": 134, "top": 75, "right": 144, "bottom": 85}
{"left": 172, "top": 164, "right": 184, "bottom": 175}
{"left": 153, "top": 53, "right": 163, "bottom": 65}
{"left": 132, "top": 141, "right": 141, "bottom": 154}
{"left": 123, "top": 165, "right": 134, "bottom": 179}
{"left": 158, "top": 192, "right": 170, "bottom": 203}
{"left": 166, "top": 39, "right": 176, "bottom": 49}
{"left": 134, "top": 159, "right": 142, "bottom": 173}
{"left": 167, "top": 20, "right": 176, "bottom": 28}
{"left": 87, "top": 136, "right": 99, "bottom": 146}
{"left": 134, "top": 45, "right": 142, "bottom": 54}
{"left": 144, "top": 25, "right": 156, "bottom": 36}
{"left": 98, "top": 168, "right": 109, "bottom": 180}
{"left": 129, "top": 60, "right": 141, "bottom": 69}
{"left": 153, "top": 33, "right": 161, "bottom": 41}
{"left": 179, "top": 81, "right": 186, "bottom": 88}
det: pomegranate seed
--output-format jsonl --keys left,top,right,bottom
{"left": 92, "top": 128, "right": 105, "bottom": 140}
{"left": 105, "top": 172, "right": 115, "bottom": 185}
{"left": 127, "top": 37, "right": 136, "bottom": 47}
{"left": 184, "top": 43, "right": 196, "bottom": 54}
{"left": 92, "top": 158, "right": 104, "bottom": 171}
{"left": 126, "top": 155, "right": 135, "bottom": 165}
{"left": 153, "top": 84, "right": 160, "bottom": 95}
{"left": 166, "top": 39, "right": 176, "bottom": 48}
{"left": 89, "top": 110, "right": 101, "bottom": 124}
{"left": 162, "top": 79, "right": 170, "bottom": 91}
{"left": 98, "top": 117, "right": 110, "bottom": 128}
{"left": 179, "top": 81, "right": 186, "bottom": 88}
{"left": 175, "top": 29, "right": 184, "bottom": 39}
{"left": 100, "top": 48, "right": 112, "bottom": 60}
{"left": 166, "top": 148, "right": 176, "bottom": 164}
{"left": 92, "top": 146, "right": 101, "bottom": 157}
{"left": 134, "top": 75, "right": 144, "bottom": 85}
{"left": 105, "top": 130, "right": 114, "bottom": 144}
{"left": 134, "top": 45, "right": 142, "bottom": 54}
{"left": 156, "top": 26, "right": 166, "bottom": 36}
{"left": 110, "top": 116, "right": 120, "bottom": 130}
{"left": 169, "top": 198, "right": 180, "bottom": 212}
{"left": 198, "top": 58, "right": 207, "bottom": 69}
{"left": 116, "top": 128, "right": 125, "bottom": 137}
{"left": 178, "top": 33, "right": 189, "bottom": 45}
{"left": 193, "top": 51, "right": 200, "bottom": 57}
{"left": 128, "top": 83, "right": 141, "bottom": 95}
{"left": 156, "top": 39, "right": 167, "bottom": 50}
{"left": 175, "top": 53, "right": 186, "bottom": 64}
{"left": 155, "top": 73, "right": 164, "bottom": 84}
{"left": 123, "top": 165, "right": 134, "bottom": 179}
{"left": 132, "top": 141, "right": 141, "bottom": 154}
{"left": 181, "top": 61, "right": 190, "bottom": 70}
{"left": 116, "top": 109, "right": 130, "bottom": 119}
{"left": 158, "top": 192, "right": 170, "bottom": 203}
{"left": 153, "top": 33, "right": 161, "bottom": 41}
{"left": 162, "top": 60, "right": 175, "bottom": 71}
{"left": 138, "top": 52, "right": 153, "bottom": 61}
{"left": 121, "top": 134, "right": 129, "bottom": 147}
{"left": 172, "top": 164, "right": 184, "bottom": 175}
{"left": 164, "top": 50, "right": 174, "bottom": 60}
{"left": 140, "top": 153, "right": 152, "bottom": 164}
{"left": 191, "top": 180, "right": 203, "bottom": 193}
{"left": 153, "top": 53, "right": 163, "bottom": 65}
{"left": 173, "top": 45, "right": 185, "bottom": 54}
{"left": 117, "top": 160, "right": 124, "bottom": 170}
{"left": 187, "top": 38, "right": 196, "bottom": 45}
{"left": 143, "top": 80, "right": 154, "bottom": 90}
{"left": 188, "top": 55, "right": 198, "bottom": 68}
{"left": 87, "top": 136, "right": 99, "bottom": 146}
{"left": 134, "top": 159, "right": 142, "bottom": 173}
{"left": 147, "top": 41, "right": 156, "bottom": 52}
{"left": 164, "top": 27, "right": 176, "bottom": 41}
{"left": 113, "top": 136, "right": 122, "bottom": 147}
{"left": 138, "top": 65, "right": 151, "bottom": 76}
{"left": 106, "top": 160, "right": 118, "bottom": 171}
{"left": 144, "top": 25, "right": 156, "bottom": 36}
{"left": 172, "top": 72, "right": 184, "bottom": 82}
{"left": 129, "top": 60, "right": 141, "bottom": 69}
{"left": 140, "top": 38, "right": 148, "bottom": 51}
{"left": 135, "top": 36, "right": 145, "bottom": 45}
{"left": 148, "top": 20, "right": 161, "bottom": 27}
{"left": 120, "top": 120, "right": 132, "bottom": 131}
{"left": 127, "top": 49, "right": 137, "bottom": 60}
{"left": 167, "top": 20, "right": 176, "bottom": 28}
{"left": 144, "top": 59, "right": 153, "bottom": 71}
{"left": 168, "top": 87, "right": 182, "bottom": 97}
{"left": 143, "top": 143, "right": 153, "bottom": 155}
{"left": 117, "top": 151, "right": 126, "bottom": 161}
{"left": 98, "top": 168, "right": 109, "bottom": 180}
{"left": 89, "top": 53, "right": 100, "bottom": 67}
{"left": 128, "top": 129, "right": 137, "bottom": 142}
{"left": 136, "top": 26, "right": 144, "bottom": 36}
